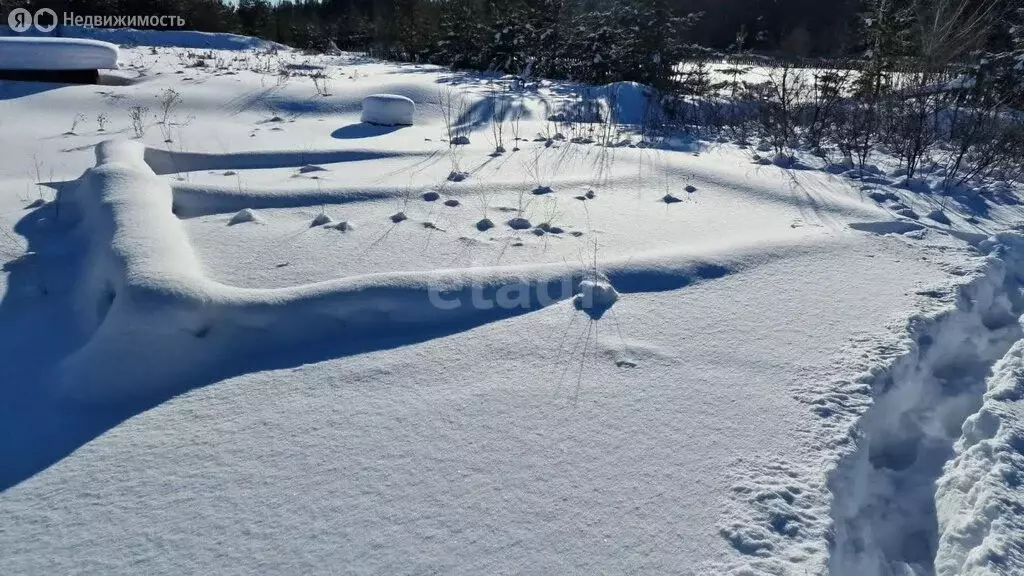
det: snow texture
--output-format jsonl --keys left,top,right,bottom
{"left": 0, "top": 37, "right": 118, "bottom": 70}
{"left": 3, "top": 40, "right": 1024, "bottom": 576}
{"left": 934, "top": 340, "right": 1024, "bottom": 575}
{"left": 361, "top": 94, "right": 415, "bottom": 126}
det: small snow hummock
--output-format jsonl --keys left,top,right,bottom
{"left": 311, "top": 213, "right": 333, "bottom": 227}
{"left": 361, "top": 94, "right": 415, "bottom": 126}
{"left": 507, "top": 217, "right": 532, "bottom": 230}
{"left": 228, "top": 208, "right": 262, "bottom": 225}
{"left": 573, "top": 279, "right": 619, "bottom": 319}
{"left": 927, "top": 209, "right": 952, "bottom": 225}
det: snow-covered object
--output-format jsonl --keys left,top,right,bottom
{"left": 310, "top": 213, "right": 333, "bottom": 227}
{"left": 361, "top": 94, "right": 415, "bottom": 126}
{"left": 0, "top": 26, "right": 283, "bottom": 50}
{"left": 507, "top": 217, "right": 531, "bottom": 230}
{"left": 0, "top": 37, "right": 118, "bottom": 70}
{"left": 573, "top": 279, "right": 619, "bottom": 313}
{"left": 228, "top": 208, "right": 262, "bottom": 225}
{"left": 927, "top": 209, "right": 952, "bottom": 225}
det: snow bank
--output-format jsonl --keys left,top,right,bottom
{"left": 934, "top": 340, "right": 1024, "bottom": 576}
{"left": 0, "top": 37, "right": 118, "bottom": 70}
{"left": 361, "top": 94, "right": 415, "bottom": 126}
{"left": 603, "top": 81, "right": 660, "bottom": 125}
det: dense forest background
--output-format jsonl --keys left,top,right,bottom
{"left": 2, "top": 0, "right": 1022, "bottom": 109}
{"left": 3, "top": 0, "right": 1019, "bottom": 63}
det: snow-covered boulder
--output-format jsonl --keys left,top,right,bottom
{"left": 361, "top": 94, "right": 415, "bottom": 126}
{"left": 0, "top": 37, "right": 118, "bottom": 70}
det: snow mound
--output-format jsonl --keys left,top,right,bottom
{"left": 573, "top": 279, "right": 619, "bottom": 319}
{"left": 361, "top": 94, "right": 415, "bottom": 126}
{"left": 310, "top": 213, "right": 333, "bottom": 227}
{"left": 927, "top": 210, "right": 952, "bottom": 225}
{"left": 228, "top": 208, "right": 262, "bottom": 225}
{"left": 600, "top": 81, "right": 659, "bottom": 125}
{"left": 0, "top": 37, "right": 118, "bottom": 70}
{"left": 507, "top": 217, "right": 532, "bottom": 230}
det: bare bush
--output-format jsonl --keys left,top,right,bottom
{"left": 128, "top": 106, "right": 149, "bottom": 139}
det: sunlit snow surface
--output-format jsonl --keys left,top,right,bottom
{"left": 0, "top": 34, "right": 1022, "bottom": 576}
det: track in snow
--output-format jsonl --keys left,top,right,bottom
{"left": 828, "top": 249, "right": 1024, "bottom": 576}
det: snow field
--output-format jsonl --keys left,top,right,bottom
{"left": 0, "top": 39, "right": 1023, "bottom": 576}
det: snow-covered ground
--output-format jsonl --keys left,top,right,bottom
{"left": 1, "top": 36, "right": 1023, "bottom": 576}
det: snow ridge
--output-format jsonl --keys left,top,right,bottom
{"left": 56, "top": 140, "right": 815, "bottom": 404}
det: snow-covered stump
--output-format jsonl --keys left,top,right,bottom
{"left": 361, "top": 94, "right": 415, "bottom": 126}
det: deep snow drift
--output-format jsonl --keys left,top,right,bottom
{"left": 1, "top": 32, "right": 1023, "bottom": 576}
